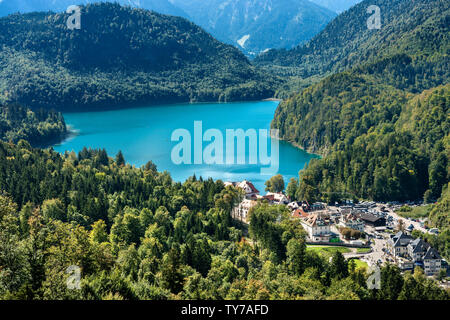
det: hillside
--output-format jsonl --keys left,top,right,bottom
{"left": 280, "top": 67, "right": 449, "bottom": 202}
{"left": 0, "top": 3, "right": 279, "bottom": 111}
{"left": 0, "top": 0, "right": 189, "bottom": 18}
{"left": 0, "top": 140, "right": 447, "bottom": 300}
{"left": 270, "top": 0, "right": 449, "bottom": 203}
{"left": 0, "top": 104, "right": 67, "bottom": 146}
{"left": 254, "top": 0, "right": 449, "bottom": 90}
{"left": 309, "top": 0, "right": 362, "bottom": 13}
{"left": 171, "top": 0, "right": 336, "bottom": 56}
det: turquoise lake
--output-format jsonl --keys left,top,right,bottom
{"left": 53, "top": 101, "right": 319, "bottom": 194}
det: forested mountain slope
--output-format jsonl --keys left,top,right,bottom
{"left": 266, "top": 0, "right": 449, "bottom": 203}
{"left": 0, "top": 140, "right": 447, "bottom": 300}
{"left": 171, "top": 0, "right": 336, "bottom": 56}
{"left": 255, "top": 0, "right": 449, "bottom": 80}
{"left": 0, "top": 104, "right": 67, "bottom": 146}
{"left": 0, "top": 3, "right": 279, "bottom": 111}
{"left": 0, "top": 0, "right": 189, "bottom": 18}
{"left": 281, "top": 75, "right": 449, "bottom": 203}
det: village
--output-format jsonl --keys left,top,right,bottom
{"left": 226, "top": 180, "right": 448, "bottom": 280}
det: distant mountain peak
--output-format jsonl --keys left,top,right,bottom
{"left": 171, "top": 0, "right": 336, "bottom": 56}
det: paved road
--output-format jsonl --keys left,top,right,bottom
{"left": 361, "top": 238, "right": 389, "bottom": 267}
{"left": 379, "top": 205, "right": 430, "bottom": 234}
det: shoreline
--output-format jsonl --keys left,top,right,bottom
{"left": 262, "top": 98, "right": 283, "bottom": 102}
{"left": 58, "top": 98, "right": 282, "bottom": 114}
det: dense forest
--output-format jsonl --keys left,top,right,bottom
{"left": 0, "top": 0, "right": 448, "bottom": 302}
{"left": 267, "top": 0, "right": 449, "bottom": 254}
{"left": 0, "top": 104, "right": 67, "bottom": 146}
{"left": 0, "top": 3, "right": 280, "bottom": 111}
{"left": 274, "top": 65, "right": 449, "bottom": 203}
{"left": 269, "top": 0, "right": 449, "bottom": 204}
{"left": 254, "top": 0, "right": 449, "bottom": 97}
{"left": 0, "top": 141, "right": 447, "bottom": 300}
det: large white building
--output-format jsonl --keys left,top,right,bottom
{"left": 423, "top": 248, "right": 442, "bottom": 276}
{"left": 339, "top": 213, "right": 365, "bottom": 232}
{"left": 225, "top": 180, "right": 260, "bottom": 200}
{"left": 301, "top": 213, "right": 332, "bottom": 242}
{"left": 388, "top": 231, "right": 413, "bottom": 257}
{"left": 264, "top": 192, "right": 289, "bottom": 205}
{"left": 388, "top": 232, "right": 442, "bottom": 275}
{"left": 231, "top": 199, "right": 258, "bottom": 222}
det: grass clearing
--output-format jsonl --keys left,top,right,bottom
{"left": 306, "top": 245, "right": 351, "bottom": 258}
{"left": 351, "top": 258, "right": 369, "bottom": 270}
{"left": 396, "top": 205, "right": 433, "bottom": 219}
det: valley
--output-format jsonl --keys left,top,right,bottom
{"left": 0, "top": 0, "right": 448, "bottom": 303}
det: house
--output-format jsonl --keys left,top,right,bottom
{"left": 339, "top": 213, "right": 365, "bottom": 232}
{"left": 292, "top": 208, "right": 309, "bottom": 219}
{"left": 423, "top": 247, "right": 442, "bottom": 276}
{"left": 225, "top": 180, "right": 260, "bottom": 200}
{"left": 287, "top": 201, "right": 300, "bottom": 211}
{"left": 397, "top": 258, "right": 414, "bottom": 271}
{"left": 232, "top": 199, "right": 258, "bottom": 222}
{"left": 405, "top": 224, "right": 415, "bottom": 234}
{"left": 301, "top": 213, "right": 332, "bottom": 242}
{"left": 407, "top": 238, "right": 430, "bottom": 262}
{"left": 388, "top": 231, "right": 413, "bottom": 257}
{"left": 237, "top": 180, "right": 260, "bottom": 199}
{"left": 264, "top": 192, "right": 289, "bottom": 205}
{"left": 358, "top": 213, "right": 386, "bottom": 227}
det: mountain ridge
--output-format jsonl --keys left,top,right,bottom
{"left": 0, "top": 3, "right": 280, "bottom": 111}
{"left": 255, "top": 0, "right": 450, "bottom": 79}
{"left": 171, "top": 0, "right": 337, "bottom": 56}
{"left": 270, "top": 0, "right": 449, "bottom": 203}
{"left": 0, "top": 0, "right": 189, "bottom": 18}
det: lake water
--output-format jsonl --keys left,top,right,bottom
{"left": 53, "top": 101, "right": 319, "bottom": 194}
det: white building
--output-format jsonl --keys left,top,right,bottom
{"left": 339, "top": 213, "right": 365, "bottom": 232}
{"left": 389, "top": 232, "right": 443, "bottom": 275}
{"left": 232, "top": 199, "right": 258, "bottom": 222}
{"left": 224, "top": 180, "right": 260, "bottom": 200}
{"left": 423, "top": 248, "right": 442, "bottom": 276}
{"left": 388, "top": 231, "right": 413, "bottom": 257}
{"left": 301, "top": 213, "right": 332, "bottom": 242}
{"left": 287, "top": 201, "right": 300, "bottom": 211}
{"left": 264, "top": 192, "right": 289, "bottom": 205}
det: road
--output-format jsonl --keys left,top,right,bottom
{"left": 361, "top": 238, "right": 389, "bottom": 267}
{"left": 376, "top": 204, "right": 430, "bottom": 234}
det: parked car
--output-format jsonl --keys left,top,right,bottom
{"left": 430, "top": 228, "right": 439, "bottom": 234}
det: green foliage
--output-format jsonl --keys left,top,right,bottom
{"left": 330, "top": 251, "right": 349, "bottom": 280}
{"left": 428, "top": 184, "right": 450, "bottom": 232}
{"left": 281, "top": 77, "right": 449, "bottom": 202}
{"left": 0, "top": 3, "right": 280, "bottom": 111}
{"left": 264, "top": 174, "right": 285, "bottom": 193}
{"left": 249, "top": 203, "right": 293, "bottom": 262}
{"left": 0, "top": 104, "right": 67, "bottom": 146}
{"left": 255, "top": 0, "right": 449, "bottom": 96}
{"left": 286, "top": 238, "right": 306, "bottom": 276}
{"left": 0, "top": 112, "right": 447, "bottom": 301}
{"left": 286, "top": 178, "right": 298, "bottom": 200}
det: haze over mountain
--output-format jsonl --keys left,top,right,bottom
{"left": 0, "top": 3, "right": 278, "bottom": 111}
{"left": 308, "top": 0, "right": 362, "bottom": 13}
{"left": 170, "top": 0, "right": 336, "bottom": 56}
{"left": 255, "top": 0, "right": 449, "bottom": 93}
{"left": 0, "top": 0, "right": 188, "bottom": 18}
